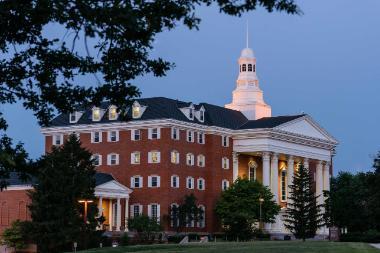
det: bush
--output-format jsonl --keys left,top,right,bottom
{"left": 253, "top": 228, "right": 270, "bottom": 240}
{"left": 120, "top": 233, "right": 130, "bottom": 246}
{"left": 128, "top": 215, "right": 162, "bottom": 243}
{"left": 340, "top": 230, "right": 380, "bottom": 243}
{"left": 1, "top": 220, "right": 31, "bottom": 252}
{"left": 167, "top": 234, "right": 185, "bottom": 243}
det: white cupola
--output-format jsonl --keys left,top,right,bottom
{"left": 225, "top": 28, "right": 271, "bottom": 120}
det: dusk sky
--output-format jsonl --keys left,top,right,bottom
{"left": 2, "top": 0, "right": 380, "bottom": 174}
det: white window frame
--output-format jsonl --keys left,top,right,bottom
{"left": 131, "top": 176, "right": 143, "bottom": 188}
{"left": 186, "top": 153, "right": 195, "bottom": 166}
{"left": 108, "top": 106, "right": 118, "bottom": 120}
{"left": 189, "top": 107, "right": 194, "bottom": 120}
{"left": 171, "top": 175, "right": 179, "bottom": 188}
{"left": 222, "top": 135, "right": 229, "bottom": 147}
{"left": 148, "top": 175, "right": 161, "bottom": 188}
{"left": 92, "top": 107, "right": 102, "bottom": 121}
{"left": 222, "top": 179, "right": 230, "bottom": 191}
{"left": 132, "top": 104, "right": 141, "bottom": 119}
{"left": 130, "top": 204, "right": 143, "bottom": 217}
{"left": 197, "top": 155, "right": 205, "bottom": 167}
{"left": 199, "top": 109, "right": 205, "bottom": 122}
{"left": 197, "top": 132, "right": 205, "bottom": 144}
{"left": 186, "top": 177, "right": 194, "bottom": 189}
{"left": 91, "top": 131, "right": 102, "bottom": 143}
{"left": 148, "top": 203, "right": 160, "bottom": 221}
{"left": 107, "top": 130, "right": 119, "bottom": 142}
{"left": 187, "top": 130, "right": 194, "bottom": 143}
{"left": 107, "top": 153, "right": 119, "bottom": 166}
{"left": 131, "top": 152, "right": 141, "bottom": 164}
{"left": 171, "top": 127, "right": 180, "bottom": 140}
{"left": 197, "top": 178, "right": 205, "bottom": 190}
{"left": 148, "top": 128, "right": 160, "bottom": 140}
{"left": 171, "top": 151, "right": 179, "bottom": 164}
{"left": 131, "top": 129, "right": 141, "bottom": 141}
{"left": 92, "top": 154, "right": 102, "bottom": 166}
{"left": 197, "top": 205, "right": 206, "bottom": 228}
{"left": 222, "top": 157, "right": 230, "bottom": 169}
{"left": 148, "top": 151, "right": 161, "bottom": 164}
{"left": 52, "top": 134, "right": 63, "bottom": 146}
{"left": 69, "top": 111, "right": 82, "bottom": 123}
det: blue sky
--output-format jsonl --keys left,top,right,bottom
{"left": 2, "top": 0, "right": 380, "bottom": 174}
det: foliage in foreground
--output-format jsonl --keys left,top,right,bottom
{"left": 28, "top": 135, "right": 100, "bottom": 253}
{"left": 284, "top": 164, "right": 323, "bottom": 241}
{"left": 1, "top": 220, "right": 31, "bottom": 251}
{"left": 169, "top": 194, "right": 204, "bottom": 232}
{"left": 215, "top": 178, "right": 280, "bottom": 240}
{"left": 128, "top": 215, "right": 162, "bottom": 242}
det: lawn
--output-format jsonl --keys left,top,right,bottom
{"left": 77, "top": 241, "right": 379, "bottom": 253}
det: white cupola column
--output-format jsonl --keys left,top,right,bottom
{"left": 287, "top": 156, "right": 294, "bottom": 203}
{"left": 316, "top": 161, "right": 324, "bottom": 205}
{"left": 270, "top": 153, "right": 279, "bottom": 203}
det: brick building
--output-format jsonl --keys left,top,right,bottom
{"left": 0, "top": 44, "right": 338, "bottom": 235}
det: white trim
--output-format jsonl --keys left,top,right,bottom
{"left": 197, "top": 132, "right": 205, "bottom": 144}
{"left": 108, "top": 105, "right": 119, "bottom": 121}
{"left": 107, "top": 130, "right": 119, "bottom": 142}
{"left": 186, "top": 176, "right": 194, "bottom": 189}
{"left": 171, "top": 150, "right": 180, "bottom": 164}
{"left": 148, "top": 151, "right": 161, "bottom": 163}
{"left": 171, "top": 175, "right": 179, "bottom": 188}
{"left": 107, "top": 153, "right": 119, "bottom": 165}
{"left": 92, "top": 154, "right": 102, "bottom": 166}
{"left": 52, "top": 134, "right": 64, "bottom": 146}
{"left": 197, "top": 178, "right": 205, "bottom": 190}
{"left": 131, "top": 129, "right": 141, "bottom": 141}
{"left": 91, "top": 131, "right": 102, "bottom": 143}
{"left": 222, "top": 157, "right": 230, "bottom": 169}
{"left": 130, "top": 176, "right": 143, "bottom": 188}
{"left": 131, "top": 151, "right": 141, "bottom": 164}
{"left": 186, "top": 153, "right": 195, "bottom": 166}
{"left": 186, "top": 130, "right": 194, "bottom": 142}
{"left": 197, "top": 154, "right": 205, "bottom": 167}
{"left": 222, "top": 179, "right": 230, "bottom": 190}
{"left": 171, "top": 127, "right": 180, "bottom": 140}
{"left": 148, "top": 128, "right": 161, "bottom": 140}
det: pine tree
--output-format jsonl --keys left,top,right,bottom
{"left": 284, "top": 164, "right": 324, "bottom": 241}
{"left": 28, "top": 134, "right": 99, "bottom": 253}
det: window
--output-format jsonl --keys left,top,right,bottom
{"left": 148, "top": 175, "right": 160, "bottom": 188}
{"left": 148, "top": 204, "right": 160, "bottom": 221}
{"left": 170, "top": 204, "right": 180, "bottom": 227}
{"left": 171, "top": 127, "right": 180, "bottom": 140}
{"left": 242, "top": 64, "right": 247, "bottom": 72}
{"left": 148, "top": 151, "right": 160, "bottom": 163}
{"left": 92, "top": 154, "right": 102, "bottom": 166}
{"left": 197, "top": 132, "right": 205, "bottom": 144}
{"left": 69, "top": 112, "right": 81, "bottom": 123}
{"left": 148, "top": 128, "right": 160, "bottom": 139}
{"left": 52, "top": 134, "right": 63, "bottom": 146}
{"left": 131, "top": 129, "right": 141, "bottom": 141}
{"left": 131, "top": 204, "right": 142, "bottom": 217}
{"left": 248, "top": 64, "right": 253, "bottom": 72}
{"left": 171, "top": 151, "right": 179, "bottom": 164}
{"left": 199, "top": 110, "right": 205, "bottom": 122}
{"left": 107, "top": 131, "right": 119, "bottom": 142}
{"left": 171, "top": 175, "right": 179, "bottom": 188}
{"left": 197, "top": 178, "right": 205, "bottom": 190}
{"left": 198, "top": 205, "right": 205, "bottom": 228}
{"left": 222, "top": 157, "right": 229, "bottom": 169}
{"left": 131, "top": 152, "right": 140, "bottom": 164}
{"left": 92, "top": 107, "right": 101, "bottom": 121}
{"left": 222, "top": 136, "right": 229, "bottom": 147}
{"left": 107, "top": 153, "right": 119, "bottom": 165}
{"left": 186, "top": 177, "right": 194, "bottom": 189}
{"left": 197, "top": 155, "right": 205, "bottom": 167}
{"left": 189, "top": 108, "right": 194, "bottom": 119}
{"left": 131, "top": 176, "right": 143, "bottom": 188}
{"left": 222, "top": 180, "right": 230, "bottom": 190}
{"left": 253, "top": 64, "right": 256, "bottom": 72}
{"left": 281, "top": 169, "right": 287, "bottom": 202}
{"left": 132, "top": 104, "right": 140, "bottom": 118}
{"left": 91, "top": 131, "right": 102, "bottom": 143}
{"left": 187, "top": 130, "right": 194, "bottom": 142}
{"left": 109, "top": 106, "right": 118, "bottom": 120}
{"left": 248, "top": 160, "right": 257, "bottom": 181}
{"left": 186, "top": 153, "right": 194, "bottom": 166}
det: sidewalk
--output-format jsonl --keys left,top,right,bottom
{"left": 371, "top": 244, "right": 380, "bottom": 250}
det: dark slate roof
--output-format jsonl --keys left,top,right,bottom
{"left": 6, "top": 172, "right": 114, "bottom": 187}
{"left": 49, "top": 97, "right": 304, "bottom": 130}
{"left": 238, "top": 115, "right": 305, "bottom": 130}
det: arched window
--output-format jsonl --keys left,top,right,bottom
{"left": 186, "top": 153, "right": 194, "bottom": 166}
{"left": 198, "top": 205, "right": 206, "bottom": 228}
{"left": 248, "top": 160, "right": 258, "bottom": 181}
{"left": 281, "top": 168, "right": 287, "bottom": 201}
{"left": 242, "top": 64, "right": 247, "bottom": 72}
{"left": 170, "top": 203, "right": 180, "bottom": 227}
{"left": 222, "top": 179, "right": 229, "bottom": 190}
{"left": 253, "top": 64, "right": 256, "bottom": 72}
{"left": 248, "top": 64, "right": 253, "bottom": 72}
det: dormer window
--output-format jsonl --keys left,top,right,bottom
{"left": 92, "top": 107, "right": 101, "bottom": 121}
{"left": 189, "top": 108, "right": 194, "bottom": 119}
{"left": 199, "top": 110, "right": 205, "bottom": 122}
{"left": 109, "top": 106, "right": 118, "bottom": 120}
{"left": 132, "top": 105, "right": 140, "bottom": 118}
{"left": 69, "top": 113, "right": 77, "bottom": 123}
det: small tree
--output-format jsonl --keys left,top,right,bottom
{"left": 215, "top": 178, "right": 280, "bottom": 240}
{"left": 284, "top": 164, "right": 324, "bottom": 241}
{"left": 169, "top": 194, "right": 204, "bottom": 232}
{"left": 28, "top": 134, "right": 99, "bottom": 253}
{"left": 1, "top": 220, "right": 31, "bottom": 252}
{"left": 128, "top": 215, "right": 162, "bottom": 242}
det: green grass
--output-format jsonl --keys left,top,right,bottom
{"left": 77, "top": 241, "right": 379, "bottom": 253}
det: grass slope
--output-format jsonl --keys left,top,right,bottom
{"left": 77, "top": 241, "right": 379, "bottom": 253}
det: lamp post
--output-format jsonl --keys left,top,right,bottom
{"left": 259, "top": 197, "right": 264, "bottom": 229}
{"left": 78, "top": 200, "right": 94, "bottom": 223}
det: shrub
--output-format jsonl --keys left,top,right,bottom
{"left": 167, "top": 234, "right": 185, "bottom": 243}
{"left": 120, "top": 233, "right": 130, "bottom": 246}
{"left": 1, "top": 220, "right": 31, "bottom": 252}
{"left": 340, "top": 230, "right": 380, "bottom": 243}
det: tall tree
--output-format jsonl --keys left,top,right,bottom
{"left": 0, "top": 0, "right": 300, "bottom": 185}
{"left": 28, "top": 134, "right": 99, "bottom": 253}
{"left": 367, "top": 152, "right": 380, "bottom": 231}
{"left": 215, "top": 178, "right": 280, "bottom": 240}
{"left": 169, "top": 194, "right": 204, "bottom": 232}
{"left": 284, "top": 164, "right": 323, "bottom": 241}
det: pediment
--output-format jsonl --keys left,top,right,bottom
{"left": 275, "top": 115, "right": 337, "bottom": 143}
{"left": 96, "top": 180, "right": 132, "bottom": 194}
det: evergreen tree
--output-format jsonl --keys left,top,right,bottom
{"left": 28, "top": 134, "right": 99, "bottom": 253}
{"left": 284, "top": 164, "right": 324, "bottom": 241}
{"left": 215, "top": 178, "right": 280, "bottom": 240}
{"left": 368, "top": 152, "right": 380, "bottom": 231}
{"left": 169, "top": 194, "right": 203, "bottom": 232}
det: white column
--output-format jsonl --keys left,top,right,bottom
{"left": 262, "top": 152, "right": 271, "bottom": 187}
{"left": 286, "top": 156, "right": 294, "bottom": 202}
{"left": 271, "top": 153, "right": 279, "bottom": 203}
{"left": 316, "top": 161, "right": 324, "bottom": 205}
{"left": 109, "top": 199, "right": 113, "bottom": 231}
{"left": 323, "top": 162, "right": 330, "bottom": 192}
{"left": 262, "top": 152, "right": 271, "bottom": 231}
{"left": 116, "top": 198, "right": 121, "bottom": 231}
{"left": 232, "top": 152, "right": 239, "bottom": 181}
{"left": 303, "top": 158, "right": 309, "bottom": 169}
{"left": 124, "top": 198, "right": 129, "bottom": 232}
{"left": 98, "top": 197, "right": 103, "bottom": 217}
